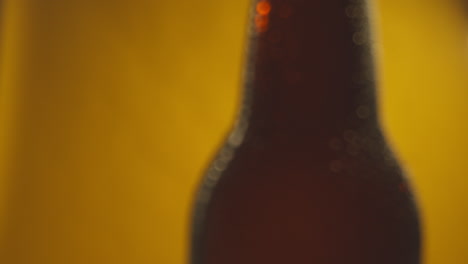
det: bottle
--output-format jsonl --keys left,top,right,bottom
{"left": 191, "top": 0, "right": 421, "bottom": 263}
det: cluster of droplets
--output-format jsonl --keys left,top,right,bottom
{"left": 346, "top": 0, "right": 370, "bottom": 47}
{"left": 347, "top": 0, "right": 376, "bottom": 88}
{"left": 328, "top": 127, "right": 398, "bottom": 175}
{"left": 255, "top": 0, "right": 272, "bottom": 33}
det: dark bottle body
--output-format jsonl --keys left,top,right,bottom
{"left": 191, "top": 0, "right": 421, "bottom": 263}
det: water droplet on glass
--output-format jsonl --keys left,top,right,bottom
{"left": 346, "top": 144, "right": 360, "bottom": 156}
{"left": 256, "top": 0, "right": 272, "bottom": 16}
{"left": 345, "top": 6, "right": 360, "bottom": 18}
{"left": 228, "top": 130, "right": 245, "bottom": 146}
{"left": 329, "top": 160, "right": 343, "bottom": 173}
{"left": 255, "top": 15, "right": 270, "bottom": 33}
{"left": 353, "top": 31, "right": 366, "bottom": 45}
{"left": 255, "top": 0, "right": 271, "bottom": 33}
{"left": 220, "top": 149, "right": 233, "bottom": 162}
{"left": 214, "top": 160, "right": 227, "bottom": 172}
{"left": 356, "top": 105, "right": 370, "bottom": 119}
{"left": 343, "top": 130, "right": 357, "bottom": 143}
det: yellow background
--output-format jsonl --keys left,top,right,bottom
{"left": 0, "top": 0, "right": 467, "bottom": 263}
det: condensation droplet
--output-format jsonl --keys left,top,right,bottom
{"left": 255, "top": 14, "right": 270, "bottom": 33}
{"left": 214, "top": 160, "right": 227, "bottom": 172}
{"left": 356, "top": 105, "right": 370, "bottom": 119}
{"left": 345, "top": 6, "right": 359, "bottom": 18}
{"left": 228, "top": 129, "right": 245, "bottom": 146}
{"left": 346, "top": 144, "right": 360, "bottom": 156}
{"left": 220, "top": 148, "right": 233, "bottom": 162}
{"left": 197, "top": 191, "right": 210, "bottom": 203}
{"left": 329, "top": 160, "right": 343, "bottom": 173}
{"left": 256, "top": 0, "right": 271, "bottom": 16}
{"left": 361, "top": 136, "right": 372, "bottom": 148}
{"left": 353, "top": 31, "right": 366, "bottom": 45}
{"left": 205, "top": 170, "right": 221, "bottom": 188}
{"left": 343, "top": 130, "right": 357, "bottom": 143}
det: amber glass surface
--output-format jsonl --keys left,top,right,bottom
{"left": 191, "top": 1, "right": 420, "bottom": 263}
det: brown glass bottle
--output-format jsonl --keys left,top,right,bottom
{"left": 191, "top": 0, "right": 421, "bottom": 263}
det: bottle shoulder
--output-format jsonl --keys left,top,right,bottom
{"left": 202, "top": 130, "right": 409, "bottom": 195}
{"left": 220, "top": 125, "right": 401, "bottom": 173}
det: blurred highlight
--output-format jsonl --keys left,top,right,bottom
{"left": 0, "top": 0, "right": 466, "bottom": 264}
{"left": 255, "top": 1, "right": 271, "bottom": 33}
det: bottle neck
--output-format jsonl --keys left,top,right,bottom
{"left": 240, "top": 0, "right": 379, "bottom": 141}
